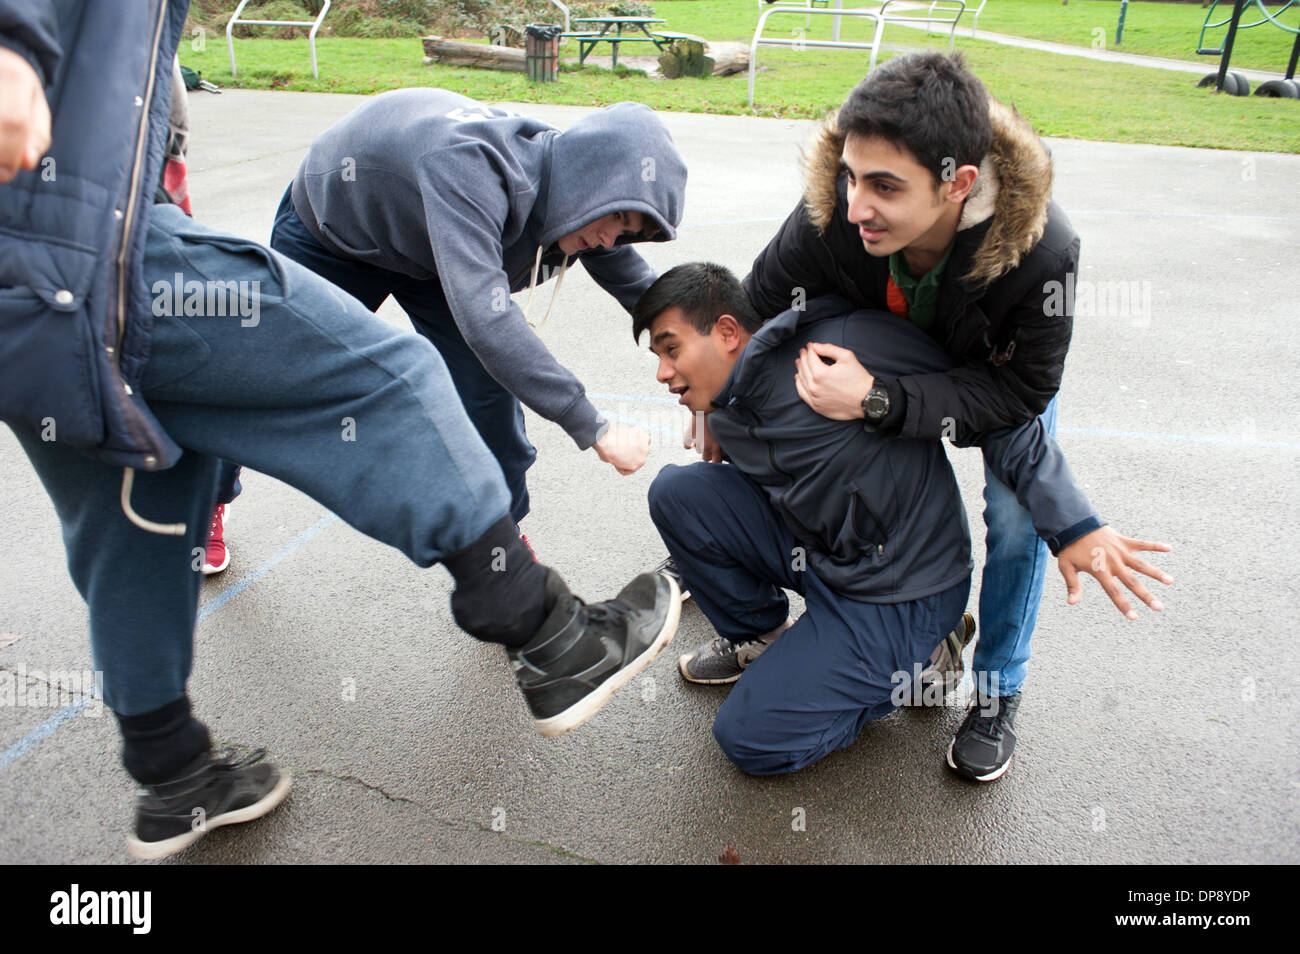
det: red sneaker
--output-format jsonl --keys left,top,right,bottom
{"left": 202, "top": 504, "right": 230, "bottom": 575}
{"left": 519, "top": 532, "right": 538, "bottom": 563}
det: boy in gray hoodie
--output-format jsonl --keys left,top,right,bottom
{"left": 272, "top": 88, "right": 689, "bottom": 526}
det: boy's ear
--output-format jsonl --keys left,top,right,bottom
{"left": 714, "top": 313, "right": 746, "bottom": 351}
{"left": 944, "top": 164, "right": 979, "bottom": 204}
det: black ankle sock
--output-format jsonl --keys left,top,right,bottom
{"left": 116, "top": 696, "right": 211, "bottom": 785}
{"left": 443, "top": 516, "right": 554, "bottom": 647}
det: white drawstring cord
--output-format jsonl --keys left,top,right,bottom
{"left": 523, "top": 246, "right": 543, "bottom": 324}
{"left": 523, "top": 246, "right": 569, "bottom": 334}
{"left": 120, "top": 467, "right": 187, "bottom": 535}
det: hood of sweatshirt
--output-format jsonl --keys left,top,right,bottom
{"left": 535, "top": 101, "right": 687, "bottom": 248}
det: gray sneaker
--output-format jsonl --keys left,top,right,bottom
{"left": 678, "top": 619, "right": 791, "bottom": 685}
{"left": 917, "top": 611, "right": 976, "bottom": 697}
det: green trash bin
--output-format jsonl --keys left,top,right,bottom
{"left": 525, "top": 23, "right": 562, "bottom": 82}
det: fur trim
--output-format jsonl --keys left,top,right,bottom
{"left": 800, "top": 116, "right": 845, "bottom": 233}
{"left": 800, "top": 95, "right": 1053, "bottom": 287}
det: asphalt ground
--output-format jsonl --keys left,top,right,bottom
{"left": 1, "top": 88, "right": 1297, "bottom": 865}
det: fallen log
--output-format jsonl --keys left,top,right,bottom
{"left": 422, "top": 36, "right": 526, "bottom": 71}
{"left": 706, "top": 41, "right": 749, "bottom": 77}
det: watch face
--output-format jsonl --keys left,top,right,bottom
{"left": 865, "top": 387, "right": 889, "bottom": 420}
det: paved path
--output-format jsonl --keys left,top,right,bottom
{"left": 2, "top": 90, "right": 1298, "bottom": 864}
{"left": 887, "top": 15, "right": 1288, "bottom": 84}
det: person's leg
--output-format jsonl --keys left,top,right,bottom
{"left": 971, "top": 396, "right": 1059, "bottom": 698}
{"left": 647, "top": 461, "right": 800, "bottom": 642}
{"left": 142, "top": 202, "right": 677, "bottom": 719}
{"left": 712, "top": 575, "right": 971, "bottom": 775}
{"left": 11, "top": 428, "right": 218, "bottom": 778}
{"left": 202, "top": 459, "right": 240, "bottom": 574}
{"left": 950, "top": 397, "right": 1058, "bottom": 782}
{"left": 391, "top": 281, "right": 536, "bottom": 526}
{"left": 215, "top": 460, "right": 241, "bottom": 505}
{"left": 147, "top": 203, "right": 512, "bottom": 571}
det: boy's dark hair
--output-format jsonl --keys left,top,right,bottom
{"left": 837, "top": 51, "right": 992, "bottom": 188}
{"left": 632, "top": 262, "right": 764, "bottom": 343}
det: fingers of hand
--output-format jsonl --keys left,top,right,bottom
{"left": 1127, "top": 554, "right": 1173, "bottom": 587}
{"left": 1119, "top": 567, "right": 1161, "bottom": 612}
{"left": 807, "top": 341, "right": 849, "bottom": 361}
{"left": 1122, "top": 536, "right": 1173, "bottom": 553}
{"left": 1060, "top": 558, "right": 1082, "bottom": 605}
{"left": 1097, "top": 570, "right": 1137, "bottom": 620}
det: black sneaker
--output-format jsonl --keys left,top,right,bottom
{"left": 126, "top": 747, "right": 292, "bottom": 860}
{"left": 946, "top": 692, "right": 1022, "bottom": 782}
{"left": 509, "top": 569, "right": 680, "bottom": 738}
{"left": 653, "top": 555, "right": 691, "bottom": 602}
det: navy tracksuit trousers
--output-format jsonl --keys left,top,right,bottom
{"left": 649, "top": 462, "right": 969, "bottom": 775}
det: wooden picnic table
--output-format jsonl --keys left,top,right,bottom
{"left": 564, "top": 16, "right": 668, "bottom": 69}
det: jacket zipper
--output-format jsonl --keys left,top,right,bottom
{"left": 110, "top": 0, "right": 169, "bottom": 464}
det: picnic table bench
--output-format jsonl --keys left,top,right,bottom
{"left": 562, "top": 16, "right": 667, "bottom": 68}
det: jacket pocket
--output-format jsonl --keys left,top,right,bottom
{"left": 165, "top": 214, "right": 288, "bottom": 296}
{"left": 0, "top": 287, "right": 105, "bottom": 447}
{"left": 848, "top": 486, "right": 889, "bottom": 553}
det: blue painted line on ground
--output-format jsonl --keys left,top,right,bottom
{"left": 196, "top": 513, "right": 339, "bottom": 623}
{"left": 1057, "top": 426, "right": 1300, "bottom": 450}
{"left": 0, "top": 513, "right": 340, "bottom": 775}
{"left": 594, "top": 392, "right": 1299, "bottom": 451}
{"left": 0, "top": 697, "right": 91, "bottom": 772}
{"left": 596, "top": 409, "right": 691, "bottom": 445}
{"left": 590, "top": 391, "right": 681, "bottom": 405}
{"left": 1065, "top": 209, "right": 1295, "bottom": 222}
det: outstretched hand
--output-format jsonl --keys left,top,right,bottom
{"left": 1057, "top": 525, "right": 1173, "bottom": 620}
{"left": 0, "top": 47, "right": 51, "bottom": 184}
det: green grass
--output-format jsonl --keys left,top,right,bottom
{"left": 184, "top": 0, "right": 1300, "bottom": 153}
{"left": 970, "top": 0, "right": 1300, "bottom": 73}
{"left": 654, "top": 0, "right": 1300, "bottom": 72}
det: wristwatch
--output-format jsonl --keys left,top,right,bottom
{"left": 861, "top": 384, "right": 890, "bottom": 423}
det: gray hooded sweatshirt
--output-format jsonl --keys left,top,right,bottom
{"left": 290, "top": 88, "right": 687, "bottom": 448}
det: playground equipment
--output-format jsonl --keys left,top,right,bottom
{"left": 1194, "top": 0, "right": 1300, "bottom": 97}
{"left": 227, "top": 0, "right": 331, "bottom": 79}
{"left": 749, "top": 1, "right": 968, "bottom": 107}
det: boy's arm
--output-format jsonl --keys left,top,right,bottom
{"left": 886, "top": 235, "right": 1079, "bottom": 439}
{"left": 0, "top": 0, "right": 59, "bottom": 85}
{"left": 423, "top": 159, "right": 608, "bottom": 450}
{"left": 791, "top": 207, "right": 1081, "bottom": 440}
{"left": 0, "top": 0, "right": 58, "bottom": 183}
{"left": 978, "top": 421, "right": 1172, "bottom": 619}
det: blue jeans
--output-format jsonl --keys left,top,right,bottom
{"left": 649, "top": 462, "right": 969, "bottom": 775}
{"left": 12, "top": 203, "right": 511, "bottom": 717}
{"left": 269, "top": 187, "right": 536, "bottom": 525}
{"left": 974, "top": 396, "right": 1059, "bottom": 698}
